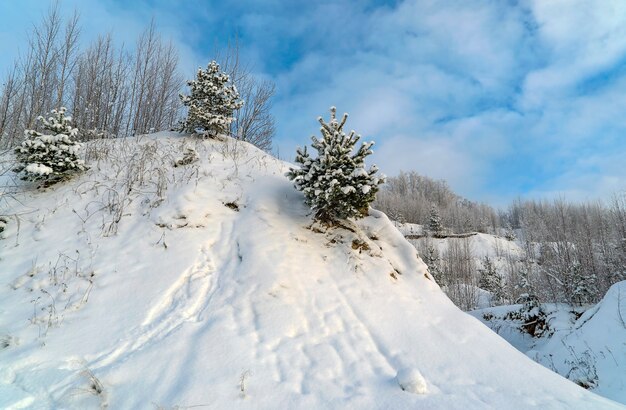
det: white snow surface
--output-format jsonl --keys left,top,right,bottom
{"left": 471, "top": 284, "right": 626, "bottom": 406}
{"left": 396, "top": 367, "right": 428, "bottom": 394}
{"left": 0, "top": 133, "right": 622, "bottom": 409}
{"left": 533, "top": 282, "right": 626, "bottom": 404}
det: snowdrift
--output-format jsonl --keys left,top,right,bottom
{"left": 530, "top": 281, "right": 626, "bottom": 404}
{"left": 0, "top": 133, "right": 622, "bottom": 409}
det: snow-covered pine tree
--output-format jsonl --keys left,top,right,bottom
{"left": 512, "top": 266, "right": 548, "bottom": 336}
{"left": 504, "top": 224, "right": 516, "bottom": 241}
{"left": 478, "top": 256, "right": 504, "bottom": 305}
{"left": 515, "top": 266, "right": 534, "bottom": 303}
{"left": 429, "top": 205, "right": 444, "bottom": 237}
{"left": 570, "top": 263, "right": 597, "bottom": 305}
{"left": 286, "top": 107, "right": 385, "bottom": 223}
{"left": 425, "top": 244, "right": 444, "bottom": 285}
{"left": 14, "top": 107, "right": 86, "bottom": 183}
{"left": 179, "top": 61, "right": 244, "bottom": 137}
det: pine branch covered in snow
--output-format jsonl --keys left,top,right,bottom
{"left": 286, "top": 107, "right": 385, "bottom": 223}
{"left": 179, "top": 61, "right": 244, "bottom": 138}
{"left": 14, "top": 107, "right": 86, "bottom": 183}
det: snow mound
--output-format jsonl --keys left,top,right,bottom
{"left": 396, "top": 367, "right": 428, "bottom": 394}
{"left": 0, "top": 133, "right": 623, "bottom": 409}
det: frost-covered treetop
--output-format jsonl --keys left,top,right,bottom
{"left": 38, "top": 107, "right": 78, "bottom": 137}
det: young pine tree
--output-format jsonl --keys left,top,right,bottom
{"left": 179, "top": 61, "right": 244, "bottom": 137}
{"left": 570, "top": 263, "right": 597, "bottom": 305}
{"left": 286, "top": 107, "right": 385, "bottom": 223}
{"left": 504, "top": 223, "right": 516, "bottom": 241}
{"left": 429, "top": 205, "right": 444, "bottom": 237}
{"left": 425, "top": 244, "right": 444, "bottom": 285}
{"left": 478, "top": 256, "right": 504, "bottom": 305}
{"left": 14, "top": 107, "right": 86, "bottom": 182}
{"left": 513, "top": 266, "right": 548, "bottom": 336}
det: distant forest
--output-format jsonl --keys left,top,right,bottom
{"left": 375, "top": 171, "right": 626, "bottom": 309}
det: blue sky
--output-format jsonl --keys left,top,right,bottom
{"left": 2, "top": 0, "right": 626, "bottom": 206}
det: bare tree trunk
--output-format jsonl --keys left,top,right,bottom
{"left": 27, "top": 2, "right": 62, "bottom": 127}
{"left": 55, "top": 11, "right": 80, "bottom": 108}
{"left": 214, "top": 39, "right": 276, "bottom": 151}
{"left": 0, "top": 63, "right": 21, "bottom": 147}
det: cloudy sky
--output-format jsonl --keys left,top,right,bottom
{"left": 2, "top": 0, "right": 626, "bottom": 205}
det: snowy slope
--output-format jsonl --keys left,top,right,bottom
{"left": 0, "top": 133, "right": 623, "bottom": 409}
{"left": 531, "top": 282, "right": 626, "bottom": 404}
{"left": 402, "top": 224, "right": 526, "bottom": 309}
{"left": 471, "top": 283, "right": 626, "bottom": 406}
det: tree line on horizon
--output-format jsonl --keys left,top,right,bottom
{"left": 0, "top": 4, "right": 275, "bottom": 151}
{"left": 375, "top": 171, "right": 626, "bottom": 309}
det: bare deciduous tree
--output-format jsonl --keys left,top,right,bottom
{"left": 215, "top": 40, "right": 276, "bottom": 151}
{"left": 126, "top": 20, "right": 182, "bottom": 136}
{"left": 383, "top": 170, "right": 626, "bottom": 309}
{"left": 55, "top": 10, "right": 80, "bottom": 108}
{"left": 0, "top": 8, "right": 183, "bottom": 147}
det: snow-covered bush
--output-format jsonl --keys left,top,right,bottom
{"left": 179, "top": 61, "right": 244, "bottom": 137}
{"left": 286, "top": 106, "right": 385, "bottom": 223}
{"left": 14, "top": 107, "right": 86, "bottom": 183}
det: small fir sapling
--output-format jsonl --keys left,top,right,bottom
{"left": 510, "top": 268, "right": 549, "bottom": 337}
{"left": 478, "top": 256, "right": 505, "bottom": 305}
{"left": 570, "top": 263, "right": 598, "bottom": 306}
{"left": 286, "top": 106, "right": 385, "bottom": 223}
{"left": 429, "top": 205, "right": 444, "bottom": 237}
{"left": 504, "top": 224, "right": 516, "bottom": 241}
{"left": 427, "top": 245, "right": 445, "bottom": 285}
{"left": 14, "top": 107, "right": 86, "bottom": 183}
{"left": 179, "top": 61, "right": 244, "bottom": 137}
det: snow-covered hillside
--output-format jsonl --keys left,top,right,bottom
{"left": 472, "top": 282, "right": 626, "bottom": 406}
{"left": 398, "top": 222, "right": 524, "bottom": 263}
{"left": 400, "top": 223, "right": 525, "bottom": 310}
{"left": 0, "top": 133, "right": 622, "bottom": 409}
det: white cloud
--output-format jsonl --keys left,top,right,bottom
{"left": 373, "top": 134, "right": 487, "bottom": 199}
{"left": 4, "top": 0, "right": 626, "bottom": 205}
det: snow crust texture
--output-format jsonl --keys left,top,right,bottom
{"left": 0, "top": 133, "right": 623, "bottom": 409}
